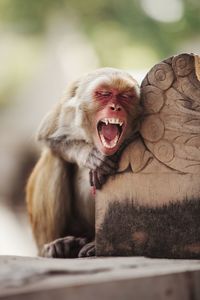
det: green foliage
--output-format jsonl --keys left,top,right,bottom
{"left": 0, "top": 0, "right": 199, "bottom": 109}
{"left": 0, "top": 0, "right": 199, "bottom": 60}
{"left": 0, "top": 0, "right": 200, "bottom": 108}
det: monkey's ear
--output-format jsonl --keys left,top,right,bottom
{"left": 37, "top": 80, "right": 80, "bottom": 141}
{"left": 64, "top": 79, "right": 80, "bottom": 98}
{"left": 37, "top": 103, "right": 62, "bottom": 141}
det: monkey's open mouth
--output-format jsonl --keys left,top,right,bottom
{"left": 97, "top": 118, "right": 125, "bottom": 150}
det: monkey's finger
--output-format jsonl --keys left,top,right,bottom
{"left": 97, "top": 171, "right": 107, "bottom": 186}
{"left": 69, "top": 237, "right": 88, "bottom": 258}
{"left": 42, "top": 243, "right": 57, "bottom": 258}
{"left": 92, "top": 171, "right": 102, "bottom": 190}
{"left": 98, "top": 164, "right": 117, "bottom": 175}
{"left": 89, "top": 170, "right": 94, "bottom": 186}
{"left": 91, "top": 169, "right": 109, "bottom": 189}
{"left": 54, "top": 241, "right": 65, "bottom": 258}
{"left": 62, "top": 236, "right": 87, "bottom": 258}
{"left": 87, "top": 245, "right": 96, "bottom": 256}
{"left": 86, "top": 246, "right": 96, "bottom": 257}
{"left": 78, "top": 241, "right": 95, "bottom": 258}
{"left": 100, "top": 158, "right": 118, "bottom": 172}
{"left": 87, "top": 152, "right": 117, "bottom": 174}
{"left": 91, "top": 148, "right": 117, "bottom": 170}
{"left": 62, "top": 235, "right": 87, "bottom": 247}
{"left": 91, "top": 157, "right": 117, "bottom": 174}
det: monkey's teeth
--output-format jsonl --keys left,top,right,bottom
{"left": 100, "top": 133, "right": 119, "bottom": 149}
{"left": 101, "top": 118, "right": 124, "bottom": 126}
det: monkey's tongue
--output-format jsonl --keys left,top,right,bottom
{"left": 101, "top": 124, "right": 119, "bottom": 141}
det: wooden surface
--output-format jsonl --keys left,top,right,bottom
{"left": 95, "top": 53, "right": 200, "bottom": 258}
{"left": 0, "top": 256, "right": 200, "bottom": 300}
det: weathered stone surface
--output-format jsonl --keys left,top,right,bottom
{"left": 96, "top": 53, "right": 200, "bottom": 258}
{"left": 0, "top": 256, "right": 200, "bottom": 300}
{"left": 195, "top": 55, "right": 200, "bottom": 80}
{"left": 141, "top": 53, "right": 200, "bottom": 173}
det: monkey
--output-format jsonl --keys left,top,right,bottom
{"left": 26, "top": 68, "right": 141, "bottom": 258}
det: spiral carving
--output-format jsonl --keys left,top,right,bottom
{"left": 148, "top": 63, "right": 174, "bottom": 90}
{"left": 141, "top": 86, "right": 165, "bottom": 113}
{"left": 154, "top": 140, "right": 175, "bottom": 163}
{"left": 140, "top": 115, "right": 165, "bottom": 142}
{"left": 172, "top": 54, "right": 193, "bottom": 77}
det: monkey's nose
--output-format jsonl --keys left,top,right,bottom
{"left": 110, "top": 104, "right": 121, "bottom": 111}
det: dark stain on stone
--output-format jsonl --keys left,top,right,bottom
{"left": 165, "top": 288, "right": 173, "bottom": 297}
{"left": 96, "top": 199, "right": 200, "bottom": 258}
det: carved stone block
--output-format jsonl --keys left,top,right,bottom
{"left": 96, "top": 53, "right": 200, "bottom": 258}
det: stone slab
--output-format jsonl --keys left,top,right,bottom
{"left": 0, "top": 256, "right": 200, "bottom": 300}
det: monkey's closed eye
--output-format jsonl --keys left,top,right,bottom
{"left": 119, "top": 93, "right": 134, "bottom": 101}
{"left": 96, "top": 91, "right": 112, "bottom": 98}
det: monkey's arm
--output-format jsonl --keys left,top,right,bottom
{"left": 45, "top": 137, "right": 119, "bottom": 189}
{"left": 48, "top": 132, "right": 139, "bottom": 189}
{"left": 50, "top": 138, "right": 116, "bottom": 171}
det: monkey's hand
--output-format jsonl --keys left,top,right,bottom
{"left": 86, "top": 148, "right": 119, "bottom": 190}
{"left": 87, "top": 133, "right": 139, "bottom": 189}
{"left": 41, "top": 236, "right": 88, "bottom": 258}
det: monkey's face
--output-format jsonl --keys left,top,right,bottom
{"left": 94, "top": 87, "right": 129, "bottom": 156}
{"left": 89, "top": 73, "right": 140, "bottom": 156}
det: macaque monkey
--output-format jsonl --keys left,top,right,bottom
{"left": 26, "top": 68, "right": 141, "bottom": 258}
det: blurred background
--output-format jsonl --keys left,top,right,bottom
{"left": 0, "top": 0, "right": 199, "bottom": 256}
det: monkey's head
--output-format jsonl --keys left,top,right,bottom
{"left": 80, "top": 68, "right": 141, "bottom": 156}
{"left": 38, "top": 68, "right": 141, "bottom": 156}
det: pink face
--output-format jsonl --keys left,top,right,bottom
{"left": 93, "top": 86, "right": 137, "bottom": 156}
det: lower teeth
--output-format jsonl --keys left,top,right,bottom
{"left": 100, "top": 134, "right": 119, "bottom": 149}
